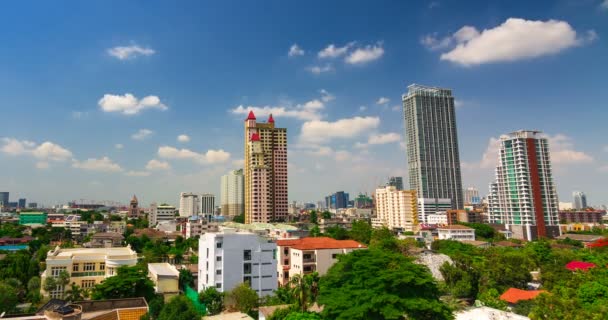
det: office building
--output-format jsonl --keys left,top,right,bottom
{"left": 150, "top": 203, "right": 176, "bottom": 226}
{"left": 41, "top": 246, "right": 138, "bottom": 298}
{"left": 179, "top": 192, "right": 200, "bottom": 217}
{"left": 387, "top": 176, "right": 404, "bottom": 191}
{"left": 464, "top": 187, "right": 480, "bottom": 205}
{"left": 128, "top": 195, "right": 140, "bottom": 218}
{"left": 488, "top": 130, "right": 560, "bottom": 240}
{"left": 402, "top": 84, "right": 464, "bottom": 209}
{"left": 201, "top": 193, "right": 215, "bottom": 216}
{"left": 18, "top": 198, "right": 26, "bottom": 208}
{"left": 198, "top": 230, "right": 277, "bottom": 297}
{"left": 221, "top": 169, "right": 245, "bottom": 219}
{"left": 244, "top": 112, "right": 288, "bottom": 223}
{"left": 148, "top": 263, "right": 180, "bottom": 302}
{"left": 325, "top": 191, "right": 349, "bottom": 210}
{"left": 276, "top": 237, "right": 366, "bottom": 286}
{"left": 19, "top": 212, "right": 48, "bottom": 225}
{"left": 418, "top": 198, "right": 452, "bottom": 224}
{"left": 573, "top": 191, "right": 587, "bottom": 210}
{"left": 373, "top": 186, "right": 418, "bottom": 232}
{"left": 0, "top": 192, "right": 8, "bottom": 208}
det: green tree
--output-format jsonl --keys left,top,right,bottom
{"left": 178, "top": 269, "right": 194, "bottom": 290}
{"left": 369, "top": 227, "right": 399, "bottom": 253}
{"left": 91, "top": 265, "right": 155, "bottom": 301}
{"left": 157, "top": 296, "right": 198, "bottom": 320}
{"left": 321, "top": 211, "right": 331, "bottom": 219}
{"left": 284, "top": 312, "right": 323, "bottom": 320}
{"left": 318, "top": 249, "right": 453, "bottom": 320}
{"left": 480, "top": 249, "right": 533, "bottom": 292}
{"left": 440, "top": 256, "right": 480, "bottom": 299}
{"left": 64, "top": 283, "right": 86, "bottom": 301}
{"left": 199, "top": 287, "right": 224, "bottom": 315}
{"left": 225, "top": 282, "right": 259, "bottom": 317}
{"left": 309, "top": 226, "right": 321, "bottom": 237}
{"left": 477, "top": 288, "right": 507, "bottom": 310}
{"left": 0, "top": 282, "right": 18, "bottom": 314}
{"left": 233, "top": 214, "right": 245, "bottom": 223}
{"left": 309, "top": 211, "right": 318, "bottom": 224}
{"left": 324, "top": 226, "right": 349, "bottom": 240}
{"left": 289, "top": 273, "right": 320, "bottom": 312}
{"left": 348, "top": 220, "right": 372, "bottom": 245}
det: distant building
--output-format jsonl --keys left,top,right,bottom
{"left": 488, "top": 130, "right": 560, "bottom": 240}
{"left": 558, "top": 210, "right": 605, "bottom": 224}
{"left": 353, "top": 194, "right": 373, "bottom": 209}
{"left": 325, "top": 191, "right": 349, "bottom": 210}
{"left": 28, "top": 202, "right": 38, "bottom": 209}
{"left": 18, "top": 198, "right": 26, "bottom": 208}
{"left": 198, "top": 230, "right": 277, "bottom": 297}
{"left": 179, "top": 192, "right": 200, "bottom": 217}
{"left": 447, "top": 209, "right": 486, "bottom": 225}
{"left": 573, "top": 191, "right": 587, "bottom": 210}
{"left": 89, "top": 232, "right": 124, "bottom": 248}
{"left": 464, "top": 187, "right": 480, "bottom": 205}
{"left": 150, "top": 203, "right": 176, "bottom": 226}
{"left": 437, "top": 225, "right": 476, "bottom": 241}
{"left": 221, "top": 169, "right": 245, "bottom": 219}
{"left": 201, "top": 194, "right": 215, "bottom": 217}
{"left": 41, "top": 246, "right": 138, "bottom": 298}
{"left": 276, "top": 237, "right": 366, "bottom": 286}
{"left": 387, "top": 176, "right": 404, "bottom": 191}
{"left": 148, "top": 263, "right": 180, "bottom": 302}
{"left": 185, "top": 216, "right": 218, "bottom": 239}
{"left": 0, "top": 192, "right": 9, "bottom": 209}
{"left": 19, "top": 212, "right": 48, "bottom": 225}
{"left": 128, "top": 195, "right": 140, "bottom": 218}
{"left": 374, "top": 186, "right": 418, "bottom": 232}
{"left": 559, "top": 202, "right": 573, "bottom": 210}
{"left": 427, "top": 213, "right": 448, "bottom": 225}
{"left": 418, "top": 198, "right": 451, "bottom": 224}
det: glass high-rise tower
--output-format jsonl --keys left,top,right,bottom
{"left": 402, "top": 84, "right": 463, "bottom": 210}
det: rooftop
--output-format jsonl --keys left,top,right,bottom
{"left": 277, "top": 237, "right": 366, "bottom": 250}
{"left": 556, "top": 234, "right": 604, "bottom": 242}
{"left": 500, "top": 288, "right": 546, "bottom": 304}
{"left": 203, "top": 312, "right": 254, "bottom": 320}
{"left": 455, "top": 306, "right": 530, "bottom": 320}
{"left": 405, "top": 84, "right": 452, "bottom": 97}
{"left": 91, "top": 232, "right": 124, "bottom": 240}
{"left": 148, "top": 263, "right": 179, "bottom": 277}
{"left": 565, "top": 260, "right": 596, "bottom": 271}
{"left": 47, "top": 246, "right": 137, "bottom": 259}
{"left": 438, "top": 225, "right": 474, "bottom": 230}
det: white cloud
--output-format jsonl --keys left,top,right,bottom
{"left": 158, "top": 146, "right": 231, "bottom": 165}
{"left": 391, "top": 105, "right": 401, "bottom": 112}
{"left": 146, "top": 159, "right": 171, "bottom": 170}
{"left": 73, "top": 157, "right": 123, "bottom": 172}
{"left": 1, "top": 138, "right": 73, "bottom": 163}
{"left": 36, "top": 161, "right": 50, "bottom": 169}
{"left": 345, "top": 43, "right": 384, "bottom": 65}
{"left": 131, "top": 129, "right": 153, "bottom": 140}
{"left": 359, "top": 106, "right": 367, "bottom": 112}
{"left": 368, "top": 133, "right": 401, "bottom": 145}
{"left": 177, "top": 134, "right": 190, "bottom": 143}
{"left": 430, "top": 18, "right": 597, "bottom": 66}
{"left": 601, "top": 0, "right": 608, "bottom": 10}
{"left": 308, "top": 64, "right": 333, "bottom": 74}
{"left": 71, "top": 111, "right": 88, "bottom": 119}
{"left": 230, "top": 91, "right": 330, "bottom": 121}
{"left": 125, "top": 170, "right": 151, "bottom": 177}
{"left": 98, "top": 93, "right": 168, "bottom": 115}
{"left": 232, "top": 159, "right": 245, "bottom": 168}
{"left": 305, "top": 146, "right": 352, "bottom": 162}
{"left": 300, "top": 116, "right": 380, "bottom": 143}
{"left": 107, "top": 44, "right": 155, "bottom": 60}
{"left": 376, "top": 97, "right": 390, "bottom": 105}
{"left": 115, "top": 144, "right": 124, "bottom": 150}
{"left": 318, "top": 43, "right": 353, "bottom": 58}
{"left": 288, "top": 44, "right": 305, "bottom": 57}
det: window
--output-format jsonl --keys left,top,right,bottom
{"left": 51, "top": 266, "right": 67, "bottom": 277}
{"left": 81, "top": 280, "right": 96, "bottom": 289}
{"left": 84, "top": 263, "right": 95, "bottom": 271}
{"left": 216, "top": 242, "right": 222, "bottom": 248}
{"left": 244, "top": 250, "right": 252, "bottom": 261}
{"left": 99, "top": 262, "right": 105, "bottom": 271}
{"left": 72, "top": 264, "right": 79, "bottom": 272}
{"left": 216, "top": 256, "right": 222, "bottom": 262}
{"left": 244, "top": 263, "right": 252, "bottom": 274}
{"left": 243, "top": 276, "right": 251, "bottom": 284}
{"left": 332, "top": 254, "right": 339, "bottom": 259}
{"left": 216, "top": 283, "right": 222, "bottom": 289}
{"left": 216, "top": 269, "right": 222, "bottom": 275}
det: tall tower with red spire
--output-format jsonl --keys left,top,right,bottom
{"left": 244, "top": 112, "right": 288, "bottom": 223}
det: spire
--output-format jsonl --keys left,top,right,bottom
{"left": 246, "top": 110, "right": 256, "bottom": 121}
{"left": 268, "top": 113, "right": 275, "bottom": 123}
{"left": 251, "top": 133, "right": 260, "bottom": 142}
{"left": 131, "top": 195, "right": 138, "bottom": 203}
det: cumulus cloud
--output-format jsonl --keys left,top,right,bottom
{"left": 98, "top": 93, "right": 168, "bottom": 115}
{"left": 424, "top": 18, "right": 597, "bottom": 66}
{"left": 308, "top": 64, "right": 333, "bottom": 74}
{"left": 319, "top": 89, "right": 335, "bottom": 102}
{"left": 356, "top": 132, "right": 401, "bottom": 148}
{"left": 300, "top": 116, "right": 380, "bottom": 143}
{"left": 146, "top": 159, "right": 171, "bottom": 170}
{"left": 305, "top": 146, "right": 352, "bottom": 162}
{"left": 602, "top": 0, "right": 608, "bottom": 10}
{"left": 376, "top": 97, "right": 390, "bottom": 105}
{"left": 1, "top": 138, "right": 73, "bottom": 163}
{"left": 318, "top": 43, "right": 354, "bottom": 58}
{"left": 131, "top": 129, "right": 153, "bottom": 140}
{"left": 288, "top": 44, "right": 305, "bottom": 57}
{"left": 230, "top": 91, "right": 331, "bottom": 121}
{"left": 158, "top": 146, "right": 231, "bottom": 165}
{"left": 107, "top": 44, "right": 155, "bottom": 60}
{"left": 125, "top": 170, "right": 151, "bottom": 177}
{"left": 177, "top": 134, "right": 190, "bottom": 143}
{"left": 345, "top": 43, "right": 384, "bottom": 65}
{"left": 115, "top": 144, "right": 124, "bottom": 150}
{"left": 73, "top": 157, "right": 123, "bottom": 172}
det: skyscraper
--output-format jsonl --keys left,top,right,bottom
{"left": 325, "top": 191, "right": 349, "bottom": 209}
{"left": 488, "top": 130, "right": 560, "bottom": 240}
{"left": 221, "top": 169, "right": 245, "bottom": 219}
{"left": 244, "top": 112, "right": 288, "bottom": 223}
{"left": 402, "top": 84, "right": 463, "bottom": 210}
{"left": 179, "top": 192, "right": 200, "bottom": 217}
{"left": 18, "top": 198, "right": 26, "bottom": 209}
{"left": 0, "top": 192, "right": 9, "bottom": 208}
{"left": 573, "top": 191, "right": 587, "bottom": 210}
{"left": 200, "top": 194, "right": 215, "bottom": 216}
{"left": 388, "top": 177, "right": 404, "bottom": 191}
{"left": 464, "top": 187, "right": 480, "bottom": 205}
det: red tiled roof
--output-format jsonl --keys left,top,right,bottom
{"left": 246, "top": 110, "right": 256, "bottom": 120}
{"left": 251, "top": 133, "right": 260, "bottom": 141}
{"left": 500, "top": 288, "right": 546, "bottom": 304}
{"left": 276, "top": 237, "right": 366, "bottom": 250}
{"left": 566, "top": 261, "right": 596, "bottom": 271}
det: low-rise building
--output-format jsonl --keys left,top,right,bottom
{"left": 437, "top": 225, "right": 475, "bottom": 241}
{"left": 198, "top": 230, "right": 277, "bottom": 297}
{"left": 276, "top": 237, "right": 366, "bottom": 286}
{"left": 148, "top": 263, "right": 180, "bottom": 302}
{"left": 41, "top": 246, "right": 138, "bottom": 298}
{"left": 558, "top": 210, "right": 605, "bottom": 224}
{"left": 89, "top": 232, "right": 124, "bottom": 248}
{"left": 185, "top": 216, "right": 218, "bottom": 239}
{"left": 150, "top": 203, "right": 176, "bottom": 226}
{"left": 19, "top": 212, "right": 48, "bottom": 225}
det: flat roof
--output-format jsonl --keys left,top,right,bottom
{"left": 148, "top": 263, "right": 179, "bottom": 277}
{"left": 556, "top": 234, "right": 604, "bottom": 242}
{"left": 277, "top": 237, "right": 366, "bottom": 250}
{"left": 438, "top": 225, "right": 474, "bottom": 230}
{"left": 48, "top": 246, "right": 136, "bottom": 259}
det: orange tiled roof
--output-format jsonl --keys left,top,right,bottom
{"left": 500, "top": 288, "right": 546, "bottom": 304}
{"left": 277, "top": 237, "right": 366, "bottom": 250}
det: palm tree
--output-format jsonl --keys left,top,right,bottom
{"left": 289, "top": 272, "right": 320, "bottom": 312}
{"left": 64, "top": 284, "right": 85, "bottom": 301}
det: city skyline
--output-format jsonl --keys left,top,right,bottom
{"left": 1, "top": 1, "right": 607, "bottom": 206}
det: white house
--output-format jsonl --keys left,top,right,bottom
{"left": 437, "top": 225, "right": 475, "bottom": 241}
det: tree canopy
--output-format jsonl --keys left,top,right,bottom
{"left": 157, "top": 295, "right": 199, "bottom": 320}
{"left": 91, "top": 265, "right": 155, "bottom": 301}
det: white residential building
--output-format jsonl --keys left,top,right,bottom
{"left": 374, "top": 186, "right": 418, "bottom": 232}
{"left": 276, "top": 237, "right": 367, "bottom": 286}
{"left": 221, "top": 169, "right": 245, "bottom": 219}
{"left": 185, "top": 216, "right": 218, "bottom": 239}
{"left": 179, "top": 193, "right": 200, "bottom": 217}
{"left": 437, "top": 225, "right": 476, "bottom": 241}
{"left": 418, "top": 198, "right": 452, "bottom": 224}
{"left": 150, "top": 203, "right": 176, "bottom": 226}
{"left": 427, "top": 213, "right": 448, "bottom": 225}
{"left": 198, "top": 230, "right": 277, "bottom": 297}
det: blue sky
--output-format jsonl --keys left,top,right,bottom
{"left": 1, "top": 0, "right": 607, "bottom": 207}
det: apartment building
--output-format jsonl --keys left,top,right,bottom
{"left": 41, "top": 246, "right": 138, "bottom": 298}
{"left": 437, "top": 225, "right": 476, "bottom": 241}
{"left": 150, "top": 203, "right": 176, "bottom": 226}
{"left": 198, "top": 230, "right": 277, "bottom": 297}
{"left": 374, "top": 186, "right": 418, "bottom": 232}
{"left": 276, "top": 237, "right": 366, "bottom": 286}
